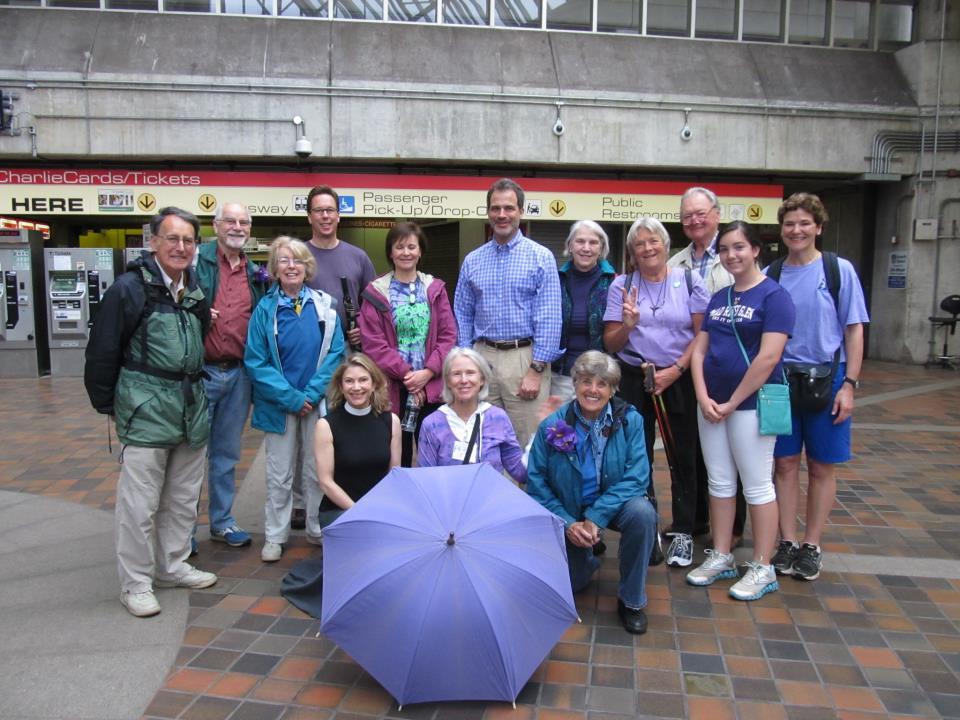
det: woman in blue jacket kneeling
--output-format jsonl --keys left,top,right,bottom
{"left": 527, "top": 350, "right": 657, "bottom": 635}
{"left": 244, "top": 236, "right": 345, "bottom": 563}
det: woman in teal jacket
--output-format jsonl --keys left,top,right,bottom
{"left": 244, "top": 236, "right": 345, "bottom": 562}
{"left": 527, "top": 350, "right": 657, "bottom": 636}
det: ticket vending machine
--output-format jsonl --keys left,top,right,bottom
{"left": 0, "top": 229, "right": 48, "bottom": 377}
{"left": 44, "top": 248, "right": 118, "bottom": 376}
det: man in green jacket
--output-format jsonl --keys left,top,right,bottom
{"left": 85, "top": 207, "right": 218, "bottom": 618}
{"left": 194, "top": 202, "right": 267, "bottom": 550}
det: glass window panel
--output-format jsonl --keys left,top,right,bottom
{"left": 878, "top": 0, "right": 912, "bottom": 44}
{"left": 597, "top": 0, "right": 641, "bottom": 32}
{"left": 546, "top": 0, "right": 591, "bottom": 30}
{"left": 788, "top": 0, "right": 827, "bottom": 43}
{"left": 0, "top": 0, "right": 42, "bottom": 6}
{"left": 495, "top": 0, "right": 541, "bottom": 26}
{"left": 334, "top": 0, "right": 382, "bottom": 18}
{"left": 647, "top": 0, "right": 689, "bottom": 35}
{"left": 106, "top": 0, "right": 160, "bottom": 8}
{"left": 164, "top": 0, "right": 214, "bottom": 10}
{"left": 743, "top": 0, "right": 781, "bottom": 39}
{"left": 695, "top": 0, "right": 736, "bottom": 38}
{"left": 390, "top": 0, "right": 436, "bottom": 20}
{"left": 222, "top": 0, "right": 272, "bottom": 12}
{"left": 47, "top": 0, "right": 100, "bottom": 6}
{"left": 833, "top": 0, "right": 870, "bottom": 46}
{"left": 278, "top": 0, "right": 327, "bottom": 16}
{"left": 443, "top": 0, "right": 486, "bottom": 23}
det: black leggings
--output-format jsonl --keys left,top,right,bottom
{"left": 616, "top": 364, "right": 709, "bottom": 536}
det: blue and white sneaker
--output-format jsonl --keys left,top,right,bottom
{"left": 686, "top": 549, "right": 738, "bottom": 586}
{"left": 729, "top": 561, "right": 778, "bottom": 601}
{"left": 210, "top": 525, "right": 251, "bottom": 548}
{"left": 665, "top": 533, "right": 693, "bottom": 568}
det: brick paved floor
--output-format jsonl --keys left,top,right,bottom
{"left": 2, "top": 360, "right": 959, "bottom": 720}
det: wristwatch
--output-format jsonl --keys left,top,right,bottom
{"left": 842, "top": 376, "right": 860, "bottom": 390}
{"left": 674, "top": 362, "right": 686, "bottom": 374}
{"left": 530, "top": 361, "right": 547, "bottom": 374}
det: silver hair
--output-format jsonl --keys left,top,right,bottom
{"left": 572, "top": 350, "right": 621, "bottom": 394}
{"left": 680, "top": 186, "right": 719, "bottom": 211}
{"left": 441, "top": 347, "right": 492, "bottom": 404}
{"left": 214, "top": 202, "right": 251, "bottom": 222}
{"left": 626, "top": 216, "right": 672, "bottom": 254}
{"left": 563, "top": 220, "right": 610, "bottom": 260}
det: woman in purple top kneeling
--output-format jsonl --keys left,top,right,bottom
{"left": 417, "top": 347, "right": 527, "bottom": 485}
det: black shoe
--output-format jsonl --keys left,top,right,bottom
{"left": 649, "top": 534, "right": 664, "bottom": 566}
{"left": 617, "top": 599, "right": 648, "bottom": 635}
{"left": 291, "top": 508, "right": 306, "bottom": 530}
{"left": 792, "top": 543, "right": 822, "bottom": 581}
{"left": 771, "top": 539, "right": 799, "bottom": 576}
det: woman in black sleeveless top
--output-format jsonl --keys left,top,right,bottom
{"left": 315, "top": 353, "right": 401, "bottom": 528}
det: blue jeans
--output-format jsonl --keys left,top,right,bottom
{"left": 566, "top": 495, "right": 657, "bottom": 610}
{"left": 202, "top": 364, "right": 251, "bottom": 532}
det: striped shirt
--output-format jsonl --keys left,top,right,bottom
{"left": 453, "top": 231, "right": 562, "bottom": 363}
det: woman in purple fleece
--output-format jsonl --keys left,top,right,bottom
{"left": 417, "top": 347, "right": 527, "bottom": 485}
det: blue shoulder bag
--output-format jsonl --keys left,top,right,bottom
{"left": 727, "top": 287, "right": 792, "bottom": 436}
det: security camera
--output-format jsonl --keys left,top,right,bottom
{"left": 294, "top": 137, "right": 313, "bottom": 158}
{"left": 552, "top": 119, "right": 565, "bottom": 137}
{"left": 680, "top": 125, "right": 693, "bottom": 141}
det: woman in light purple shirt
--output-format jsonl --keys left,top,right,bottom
{"left": 603, "top": 216, "right": 710, "bottom": 570}
{"left": 417, "top": 347, "right": 527, "bottom": 484}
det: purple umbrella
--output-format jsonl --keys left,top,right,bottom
{"left": 319, "top": 463, "right": 579, "bottom": 707}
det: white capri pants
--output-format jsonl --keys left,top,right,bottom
{"left": 697, "top": 408, "right": 777, "bottom": 505}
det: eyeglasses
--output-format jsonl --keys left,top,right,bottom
{"left": 680, "top": 209, "right": 717, "bottom": 225}
{"left": 277, "top": 257, "right": 306, "bottom": 266}
{"left": 217, "top": 217, "right": 251, "bottom": 227}
{"left": 159, "top": 235, "right": 197, "bottom": 247}
{"left": 309, "top": 207, "right": 338, "bottom": 216}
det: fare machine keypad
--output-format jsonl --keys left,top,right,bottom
{"left": 44, "top": 248, "right": 117, "bottom": 376}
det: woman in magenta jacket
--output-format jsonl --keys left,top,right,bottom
{"left": 358, "top": 221, "right": 458, "bottom": 466}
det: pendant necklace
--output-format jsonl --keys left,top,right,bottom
{"left": 407, "top": 280, "right": 417, "bottom": 304}
{"left": 639, "top": 274, "right": 668, "bottom": 316}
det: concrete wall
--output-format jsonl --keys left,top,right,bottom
{"left": 0, "top": 8, "right": 918, "bottom": 172}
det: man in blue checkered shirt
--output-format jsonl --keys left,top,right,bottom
{"left": 454, "top": 178, "right": 562, "bottom": 446}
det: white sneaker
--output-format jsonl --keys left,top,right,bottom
{"left": 306, "top": 534, "right": 323, "bottom": 547}
{"left": 261, "top": 542, "right": 283, "bottom": 562}
{"left": 729, "top": 561, "right": 779, "bottom": 601}
{"left": 155, "top": 566, "right": 218, "bottom": 589}
{"left": 666, "top": 533, "right": 694, "bottom": 568}
{"left": 686, "top": 549, "right": 738, "bottom": 586}
{"left": 121, "top": 590, "right": 161, "bottom": 617}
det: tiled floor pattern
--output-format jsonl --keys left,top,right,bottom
{"left": 1, "top": 361, "right": 959, "bottom": 719}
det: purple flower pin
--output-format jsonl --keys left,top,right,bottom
{"left": 254, "top": 265, "right": 271, "bottom": 284}
{"left": 545, "top": 419, "right": 577, "bottom": 453}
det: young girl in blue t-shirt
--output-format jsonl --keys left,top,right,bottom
{"left": 687, "top": 221, "right": 796, "bottom": 600}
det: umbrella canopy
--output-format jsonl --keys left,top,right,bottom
{"left": 320, "top": 463, "right": 579, "bottom": 706}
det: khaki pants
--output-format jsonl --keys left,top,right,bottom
{"left": 265, "top": 412, "right": 322, "bottom": 543}
{"left": 474, "top": 342, "right": 552, "bottom": 447}
{"left": 115, "top": 443, "right": 205, "bottom": 593}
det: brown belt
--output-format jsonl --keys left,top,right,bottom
{"left": 207, "top": 358, "right": 242, "bottom": 370}
{"left": 479, "top": 337, "right": 533, "bottom": 351}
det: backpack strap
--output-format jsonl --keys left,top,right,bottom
{"left": 684, "top": 267, "right": 693, "bottom": 295}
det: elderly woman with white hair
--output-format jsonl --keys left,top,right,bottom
{"left": 244, "top": 236, "right": 345, "bottom": 562}
{"left": 603, "top": 216, "right": 710, "bottom": 570}
{"left": 416, "top": 347, "right": 526, "bottom": 484}
{"left": 551, "top": 220, "right": 617, "bottom": 401}
{"left": 528, "top": 350, "right": 657, "bottom": 635}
